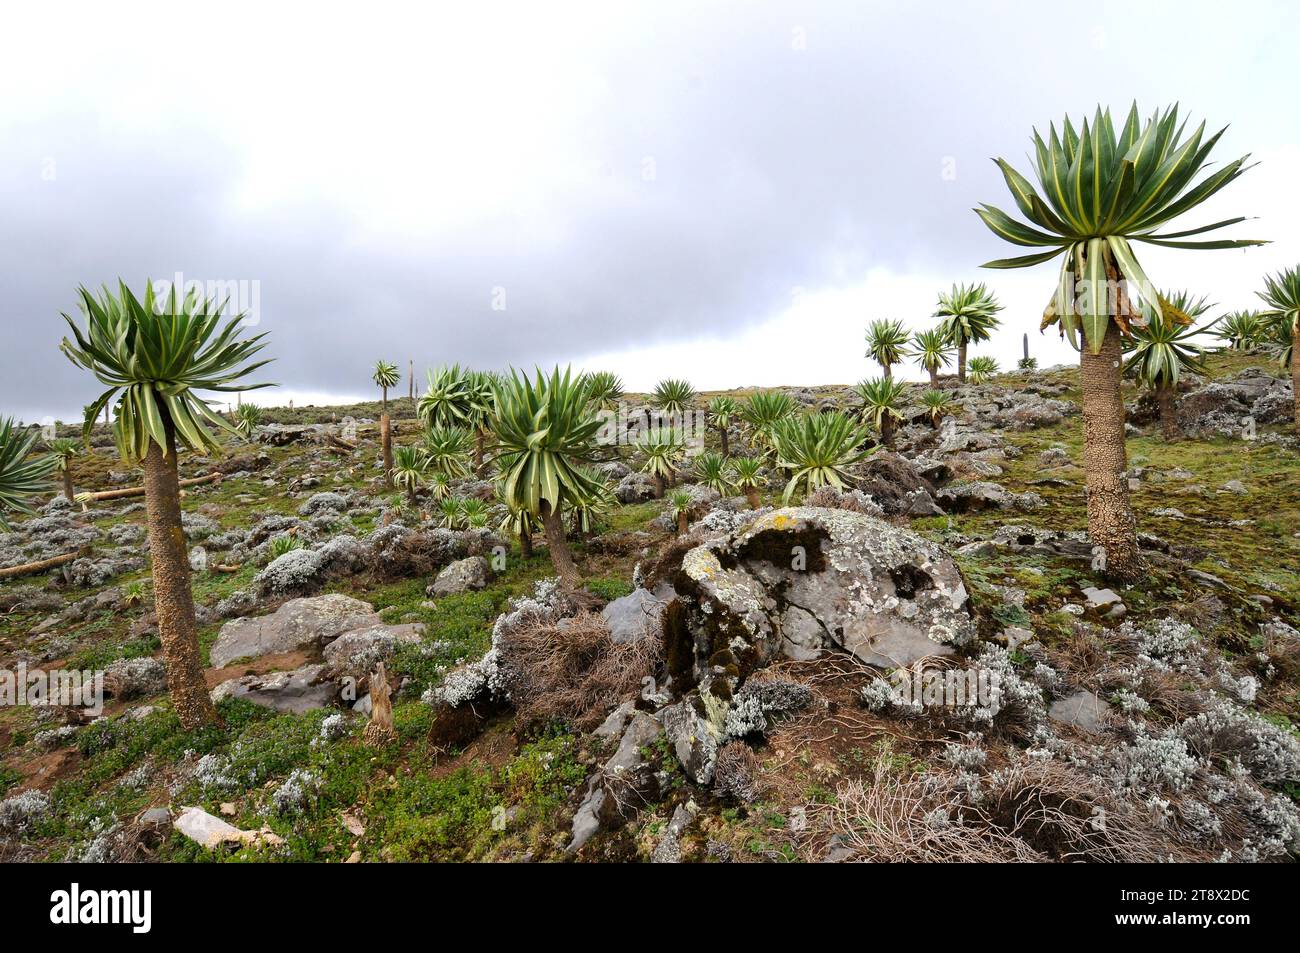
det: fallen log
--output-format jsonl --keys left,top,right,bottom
{"left": 75, "top": 471, "right": 222, "bottom": 504}
{"left": 0, "top": 549, "right": 83, "bottom": 580}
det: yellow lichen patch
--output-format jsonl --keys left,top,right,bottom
{"left": 755, "top": 509, "right": 799, "bottom": 533}
{"left": 683, "top": 548, "right": 722, "bottom": 580}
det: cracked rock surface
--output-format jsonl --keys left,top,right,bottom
{"left": 671, "top": 507, "right": 977, "bottom": 685}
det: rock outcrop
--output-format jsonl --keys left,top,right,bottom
{"left": 668, "top": 507, "right": 977, "bottom": 685}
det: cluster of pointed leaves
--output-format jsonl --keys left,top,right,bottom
{"left": 1258, "top": 266, "right": 1300, "bottom": 370}
{"left": 967, "top": 356, "right": 1000, "bottom": 384}
{"left": 1263, "top": 315, "right": 1294, "bottom": 370}
{"left": 418, "top": 364, "right": 477, "bottom": 429}
{"left": 579, "top": 370, "right": 624, "bottom": 409}
{"left": 669, "top": 490, "right": 695, "bottom": 517}
{"left": 235, "top": 403, "right": 262, "bottom": 439}
{"left": 864, "top": 318, "right": 911, "bottom": 369}
{"left": 772, "top": 411, "right": 871, "bottom": 503}
{"left": 435, "top": 496, "right": 491, "bottom": 529}
{"left": 637, "top": 425, "right": 685, "bottom": 480}
{"left": 739, "top": 391, "right": 797, "bottom": 452}
{"left": 920, "top": 389, "right": 955, "bottom": 425}
{"left": 60, "top": 282, "right": 273, "bottom": 462}
{"left": 46, "top": 437, "right": 81, "bottom": 470}
{"left": 977, "top": 104, "right": 1263, "bottom": 353}
{"left": 421, "top": 424, "right": 474, "bottom": 479}
{"left": 910, "top": 326, "right": 955, "bottom": 372}
{"left": 459, "top": 497, "right": 490, "bottom": 528}
{"left": 392, "top": 444, "right": 428, "bottom": 495}
{"left": 652, "top": 378, "right": 697, "bottom": 416}
{"left": 1122, "top": 289, "right": 1210, "bottom": 389}
{"left": 0, "top": 418, "right": 56, "bottom": 530}
{"left": 1258, "top": 266, "right": 1300, "bottom": 333}
{"left": 488, "top": 366, "right": 605, "bottom": 518}
{"left": 854, "top": 376, "right": 908, "bottom": 429}
{"left": 707, "top": 395, "right": 739, "bottom": 426}
{"left": 495, "top": 482, "right": 540, "bottom": 537}
{"left": 371, "top": 359, "right": 401, "bottom": 391}
{"left": 693, "top": 451, "right": 732, "bottom": 494}
{"left": 933, "top": 283, "right": 1003, "bottom": 347}
{"left": 569, "top": 474, "right": 616, "bottom": 533}
{"left": 1212, "top": 310, "right": 1266, "bottom": 350}
{"left": 729, "top": 455, "right": 764, "bottom": 490}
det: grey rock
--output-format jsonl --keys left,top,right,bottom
{"left": 139, "top": 807, "right": 172, "bottom": 827}
{"left": 1187, "top": 568, "right": 1229, "bottom": 589}
{"left": 936, "top": 481, "right": 1042, "bottom": 513}
{"left": 173, "top": 806, "right": 282, "bottom": 848}
{"left": 593, "top": 700, "right": 636, "bottom": 739}
{"left": 567, "top": 711, "right": 662, "bottom": 854}
{"left": 652, "top": 802, "right": 698, "bottom": 863}
{"left": 615, "top": 471, "right": 658, "bottom": 504}
{"left": 210, "top": 663, "right": 335, "bottom": 713}
{"left": 1081, "top": 586, "right": 1122, "bottom": 610}
{"left": 1048, "top": 689, "right": 1110, "bottom": 733}
{"left": 428, "top": 556, "right": 491, "bottom": 597}
{"left": 662, "top": 699, "right": 722, "bottom": 784}
{"left": 600, "top": 588, "right": 666, "bottom": 644}
{"left": 320, "top": 623, "right": 425, "bottom": 681}
{"left": 674, "top": 507, "right": 977, "bottom": 680}
{"left": 1252, "top": 388, "right": 1294, "bottom": 425}
{"left": 209, "top": 594, "right": 382, "bottom": 668}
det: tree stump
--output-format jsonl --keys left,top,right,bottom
{"left": 363, "top": 661, "right": 396, "bottom": 746}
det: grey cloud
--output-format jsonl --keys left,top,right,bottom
{"left": 2, "top": 0, "right": 1296, "bottom": 421}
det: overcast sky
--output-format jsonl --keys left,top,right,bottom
{"left": 3, "top": 0, "right": 1299, "bottom": 422}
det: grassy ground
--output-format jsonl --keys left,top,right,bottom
{"left": 1, "top": 349, "right": 1296, "bottom": 861}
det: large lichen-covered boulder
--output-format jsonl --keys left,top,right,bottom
{"left": 209, "top": 594, "right": 382, "bottom": 668}
{"left": 670, "top": 507, "right": 976, "bottom": 687}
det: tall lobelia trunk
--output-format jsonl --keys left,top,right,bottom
{"left": 744, "top": 485, "right": 760, "bottom": 509}
{"left": 880, "top": 413, "right": 896, "bottom": 449}
{"left": 882, "top": 361, "right": 892, "bottom": 380}
{"left": 652, "top": 472, "right": 665, "bottom": 498}
{"left": 519, "top": 526, "right": 533, "bottom": 559}
{"left": 718, "top": 425, "right": 729, "bottom": 457}
{"left": 676, "top": 511, "right": 689, "bottom": 535}
{"left": 957, "top": 341, "right": 968, "bottom": 383}
{"left": 141, "top": 421, "right": 220, "bottom": 730}
{"left": 928, "top": 366, "right": 939, "bottom": 388}
{"left": 474, "top": 429, "right": 486, "bottom": 474}
{"left": 1292, "top": 322, "right": 1300, "bottom": 437}
{"left": 380, "top": 386, "right": 393, "bottom": 489}
{"left": 1080, "top": 320, "right": 1142, "bottom": 583}
{"left": 1156, "top": 381, "right": 1178, "bottom": 441}
{"left": 539, "top": 500, "right": 580, "bottom": 588}
{"left": 62, "top": 467, "right": 74, "bottom": 503}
